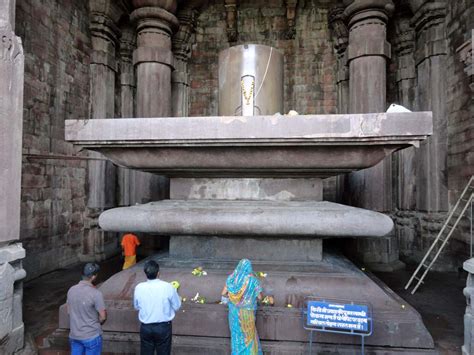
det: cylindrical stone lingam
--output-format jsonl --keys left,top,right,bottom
{"left": 218, "top": 44, "right": 284, "bottom": 116}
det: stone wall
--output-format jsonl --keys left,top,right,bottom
{"left": 387, "top": 0, "right": 474, "bottom": 271}
{"left": 15, "top": 0, "right": 91, "bottom": 279}
{"left": 189, "top": 0, "right": 337, "bottom": 116}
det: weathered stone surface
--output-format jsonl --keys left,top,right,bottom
{"left": 0, "top": 18, "right": 23, "bottom": 244}
{"left": 65, "top": 112, "right": 432, "bottom": 178}
{"left": 57, "top": 254, "right": 434, "bottom": 350}
{"left": 170, "top": 236, "right": 323, "bottom": 262}
{"left": 99, "top": 200, "right": 394, "bottom": 237}
{"left": 171, "top": 178, "right": 323, "bottom": 201}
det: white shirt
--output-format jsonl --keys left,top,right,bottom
{"left": 133, "top": 279, "right": 181, "bottom": 324}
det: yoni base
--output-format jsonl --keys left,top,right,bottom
{"left": 56, "top": 253, "right": 434, "bottom": 351}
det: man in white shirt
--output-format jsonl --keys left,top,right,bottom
{"left": 134, "top": 260, "right": 181, "bottom": 355}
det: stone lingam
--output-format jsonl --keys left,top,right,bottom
{"left": 55, "top": 45, "right": 435, "bottom": 353}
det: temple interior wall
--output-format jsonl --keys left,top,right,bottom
{"left": 15, "top": 0, "right": 92, "bottom": 279}
{"left": 188, "top": 0, "right": 337, "bottom": 117}
{"left": 10, "top": 0, "right": 474, "bottom": 280}
{"left": 386, "top": 0, "right": 474, "bottom": 270}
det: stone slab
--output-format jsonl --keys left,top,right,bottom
{"left": 170, "top": 178, "right": 323, "bottom": 201}
{"left": 65, "top": 112, "right": 432, "bottom": 178}
{"left": 169, "top": 236, "right": 323, "bottom": 262}
{"left": 46, "top": 329, "right": 438, "bottom": 354}
{"left": 57, "top": 254, "right": 434, "bottom": 349}
{"left": 98, "top": 200, "right": 394, "bottom": 238}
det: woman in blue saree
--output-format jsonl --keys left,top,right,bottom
{"left": 222, "top": 259, "right": 263, "bottom": 355}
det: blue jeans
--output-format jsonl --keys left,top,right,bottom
{"left": 70, "top": 335, "right": 102, "bottom": 355}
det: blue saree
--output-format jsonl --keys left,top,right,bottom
{"left": 226, "top": 259, "right": 263, "bottom": 355}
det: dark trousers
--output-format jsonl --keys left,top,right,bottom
{"left": 140, "top": 321, "right": 172, "bottom": 355}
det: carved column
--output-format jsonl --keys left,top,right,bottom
{"left": 463, "top": 258, "right": 474, "bottom": 355}
{"left": 86, "top": 7, "right": 120, "bottom": 261}
{"left": 284, "top": 0, "right": 298, "bottom": 40}
{"left": 392, "top": 9, "right": 416, "bottom": 210}
{"left": 172, "top": 7, "right": 198, "bottom": 117}
{"left": 329, "top": 4, "right": 349, "bottom": 115}
{"left": 343, "top": 0, "right": 403, "bottom": 271}
{"left": 410, "top": 0, "right": 448, "bottom": 212}
{"left": 326, "top": 4, "right": 349, "bottom": 203}
{"left": 0, "top": 0, "right": 26, "bottom": 352}
{"left": 345, "top": 0, "right": 394, "bottom": 212}
{"left": 225, "top": 0, "right": 238, "bottom": 43}
{"left": 131, "top": 0, "right": 179, "bottom": 118}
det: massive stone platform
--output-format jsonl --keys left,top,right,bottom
{"left": 65, "top": 112, "right": 432, "bottom": 178}
{"left": 56, "top": 254, "right": 434, "bottom": 353}
{"left": 99, "top": 200, "right": 393, "bottom": 237}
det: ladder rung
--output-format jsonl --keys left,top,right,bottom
{"left": 437, "top": 238, "right": 447, "bottom": 243}
{"left": 414, "top": 276, "right": 424, "bottom": 284}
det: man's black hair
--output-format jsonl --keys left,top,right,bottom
{"left": 144, "top": 260, "right": 159, "bottom": 280}
{"left": 82, "top": 263, "right": 100, "bottom": 279}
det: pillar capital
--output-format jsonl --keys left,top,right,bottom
{"left": 344, "top": 0, "right": 394, "bottom": 27}
{"left": 89, "top": 13, "right": 120, "bottom": 72}
{"left": 410, "top": 1, "right": 446, "bottom": 33}
{"left": 132, "top": 0, "right": 178, "bottom": 14}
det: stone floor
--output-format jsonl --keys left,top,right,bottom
{"left": 19, "top": 257, "right": 465, "bottom": 354}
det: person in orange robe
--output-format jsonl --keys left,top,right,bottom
{"left": 121, "top": 233, "right": 140, "bottom": 270}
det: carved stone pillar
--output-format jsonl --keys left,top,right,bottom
{"left": 326, "top": 4, "right": 349, "bottom": 203}
{"left": 463, "top": 258, "right": 474, "bottom": 355}
{"left": 343, "top": 0, "right": 403, "bottom": 271}
{"left": 131, "top": 0, "right": 179, "bottom": 118}
{"left": 117, "top": 22, "right": 166, "bottom": 208}
{"left": 392, "top": 9, "right": 416, "bottom": 210}
{"left": 345, "top": 0, "right": 394, "bottom": 212}
{"left": 410, "top": 1, "right": 448, "bottom": 212}
{"left": 172, "top": 7, "right": 198, "bottom": 117}
{"left": 329, "top": 4, "right": 349, "bottom": 115}
{"left": 0, "top": 0, "right": 26, "bottom": 352}
{"left": 86, "top": 6, "right": 121, "bottom": 261}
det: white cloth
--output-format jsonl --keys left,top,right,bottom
{"left": 133, "top": 279, "right": 181, "bottom": 324}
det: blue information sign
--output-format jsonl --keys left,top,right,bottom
{"left": 306, "top": 301, "right": 369, "bottom": 332}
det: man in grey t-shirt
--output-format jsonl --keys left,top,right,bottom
{"left": 67, "top": 263, "right": 107, "bottom": 355}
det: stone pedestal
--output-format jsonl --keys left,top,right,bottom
{"left": 0, "top": 1, "right": 26, "bottom": 352}
{"left": 463, "top": 258, "right": 474, "bottom": 355}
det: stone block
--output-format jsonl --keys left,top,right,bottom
{"left": 170, "top": 178, "right": 322, "bottom": 201}
{"left": 170, "top": 236, "right": 323, "bottom": 262}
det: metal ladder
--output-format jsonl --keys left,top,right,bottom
{"left": 405, "top": 175, "right": 474, "bottom": 294}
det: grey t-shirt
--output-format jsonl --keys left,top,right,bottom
{"left": 67, "top": 281, "right": 106, "bottom": 340}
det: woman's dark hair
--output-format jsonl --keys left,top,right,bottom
{"left": 144, "top": 260, "right": 159, "bottom": 280}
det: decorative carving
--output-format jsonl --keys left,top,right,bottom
{"left": 284, "top": 0, "right": 298, "bottom": 40}
{"left": 0, "top": 28, "right": 21, "bottom": 62}
{"left": 410, "top": 1, "right": 446, "bottom": 33}
{"left": 173, "top": 7, "right": 199, "bottom": 62}
{"left": 328, "top": 4, "right": 349, "bottom": 56}
{"left": 225, "top": 0, "right": 238, "bottom": 43}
